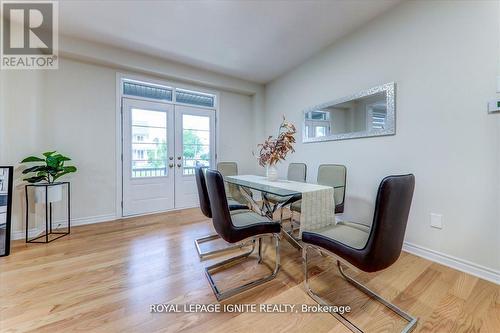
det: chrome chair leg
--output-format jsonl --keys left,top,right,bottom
{"left": 194, "top": 233, "right": 244, "bottom": 260}
{"left": 303, "top": 245, "right": 417, "bottom": 333}
{"left": 336, "top": 261, "right": 417, "bottom": 332}
{"left": 205, "top": 234, "right": 280, "bottom": 301}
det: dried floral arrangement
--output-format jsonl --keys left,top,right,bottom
{"left": 255, "top": 116, "right": 297, "bottom": 167}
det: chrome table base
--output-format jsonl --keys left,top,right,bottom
{"left": 235, "top": 186, "right": 303, "bottom": 252}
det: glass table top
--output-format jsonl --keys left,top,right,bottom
{"left": 225, "top": 175, "right": 301, "bottom": 197}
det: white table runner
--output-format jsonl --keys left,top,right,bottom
{"left": 228, "top": 175, "right": 336, "bottom": 235}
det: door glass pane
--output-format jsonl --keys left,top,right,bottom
{"left": 182, "top": 115, "right": 210, "bottom": 175}
{"left": 131, "top": 108, "right": 168, "bottom": 178}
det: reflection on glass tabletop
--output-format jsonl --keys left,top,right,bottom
{"left": 225, "top": 175, "right": 300, "bottom": 197}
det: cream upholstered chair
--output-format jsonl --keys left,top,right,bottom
{"left": 217, "top": 162, "right": 251, "bottom": 206}
{"left": 290, "top": 164, "right": 346, "bottom": 216}
{"left": 266, "top": 163, "right": 307, "bottom": 206}
{"left": 287, "top": 163, "right": 307, "bottom": 182}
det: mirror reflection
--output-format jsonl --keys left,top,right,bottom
{"left": 303, "top": 83, "right": 395, "bottom": 142}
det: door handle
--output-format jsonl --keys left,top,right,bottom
{"left": 177, "top": 163, "right": 182, "bottom": 168}
{"left": 177, "top": 156, "right": 182, "bottom": 160}
{"left": 169, "top": 156, "right": 174, "bottom": 161}
{"left": 168, "top": 163, "right": 174, "bottom": 168}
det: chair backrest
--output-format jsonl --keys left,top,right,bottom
{"left": 217, "top": 161, "right": 243, "bottom": 201}
{"left": 317, "top": 164, "right": 347, "bottom": 213}
{"left": 364, "top": 174, "right": 415, "bottom": 271}
{"left": 205, "top": 169, "right": 235, "bottom": 243}
{"left": 195, "top": 166, "right": 211, "bottom": 218}
{"left": 287, "top": 163, "right": 307, "bottom": 182}
{"left": 217, "top": 162, "right": 238, "bottom": 176}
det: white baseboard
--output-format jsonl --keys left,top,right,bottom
{"left": 11, "top": 213, "right": 117, "bottom": 240}
{"left": 403, "top": 242, "right": 500, "bottom": 285}
{"left": 70, "top": 213, "right": 117, "bottom": 227}
{"left": 12, "top": 227, "right": 43, "bottom": 240}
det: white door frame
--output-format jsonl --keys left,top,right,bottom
{"left": 115, "top": 72, "right": 220, "bottom": 219}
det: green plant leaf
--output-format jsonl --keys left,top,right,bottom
{"left": 43, "top": 151, "right": 56, "bottom": 158}
{"left": 22, "top": 165, "right": 48, "bottom": 174}
{"left": 23, "top": 176, "right": 47, "bottom": 183}
{"left": 49, "top": 166, "right": 63, "bottom": 175}
{"left": 21, "top": 151, "right": 77, "bottom": 183}
{"left": 52, "top": 171, "right": 73, "bottom": 181}
{"left": 21, "top": 156, "right": 45, "bottom": 163}
{"left": 53, "top": 154, "right": 71, "bottom": 162}
{"left": 46, "top": 156, "right": 60, "bottom": 168}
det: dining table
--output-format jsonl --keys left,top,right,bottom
{"left": 225, "top": 175, "right": 336, "bottom": 250}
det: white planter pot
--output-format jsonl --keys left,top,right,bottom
{"left": 266, "top": 165, "right": 278, "bottom": 182}
{"left": 35, "top": 184, "right": 63, "bottom": 203}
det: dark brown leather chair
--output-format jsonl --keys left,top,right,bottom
{"left": 204, "top": 169, "right": 281, "bottom": 301}
{"left": 194, "top": 166, "right": 248, "bottom": 259}
{"left": 302, "top": 174, "right": 417, "bottom": 333}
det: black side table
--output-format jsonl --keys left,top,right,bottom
{"left": 25, "top": 182, "right": 70, "bottom": 243}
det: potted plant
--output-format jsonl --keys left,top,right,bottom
{"left": 255, "top": 116, "right": 296, "bottom": 181}
{"left": 20, "top": 151, "right": 77, "bottom": 202}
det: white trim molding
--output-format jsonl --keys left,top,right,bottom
{"left": 403, "top": 242, "right": 500, "bottom": 285}
{"left": 70, "top": 213, "right": 117, "bottom": 227}
{"left": 12, "top": 227, "right": 44, "bottom": 241}
{"left": 10, "top": 213, "right": 117, "bottom": 240}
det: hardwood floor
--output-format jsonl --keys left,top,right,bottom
{"left": 0, "top": 208, "right": 498, "bottom": 332}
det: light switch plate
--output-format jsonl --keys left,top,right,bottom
{"left": 430, "top": 213, "right": 443, "bottom": 229}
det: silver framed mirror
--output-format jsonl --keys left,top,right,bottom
{"left": 302, "top": 82, "right": 395, "bottom": 143}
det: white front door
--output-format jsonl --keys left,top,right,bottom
{"left": 122, "top": 100, "right": 216, "bottom": 216}
{"left": 174, "top": 105, "right": 216, "bottom": 208}
{"left": 122, "top": 98, "right": 175, "bottom": 216}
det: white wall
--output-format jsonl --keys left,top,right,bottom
{"left": 1, "top": 44, "right": 263, "bottom": 236}
{"left": 265, "top": 0, "right": 500, "bottom": 272}
{"left": 218, "top": 91, "right": 256, "bottom": 174}
{"left": 1, "top": 70, "right": 46, "bottom": 234}
{"left": 42, "top": 60, "right": 118, "bottom": 222}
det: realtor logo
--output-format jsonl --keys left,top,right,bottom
{"left": 1, "top": 0, "right": 58, "bottom": 69}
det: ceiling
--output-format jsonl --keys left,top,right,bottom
{"left": 58, "top": 0, "right": 401, "bottom": 84}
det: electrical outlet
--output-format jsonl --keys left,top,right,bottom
{"left": 430, "top": 213, "right": 443, "bottom": 229}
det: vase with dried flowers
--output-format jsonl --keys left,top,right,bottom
{"left": 255, "top": 116, "right": 296, "bottom": 181}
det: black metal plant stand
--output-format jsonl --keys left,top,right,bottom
{"left": 25, "top": 182, "right": 70, "bottom": 243}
